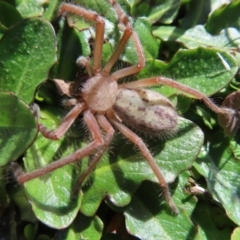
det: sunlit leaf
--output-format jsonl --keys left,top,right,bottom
{"left": 153, "top": 25, "right": 240, "bottom": 49}
{"left": 0, "top": 18, "right": 57, "bottom": 103}
{"left": 0, "top": 92, "right": 37, "bottom": 166}
{"left": 124, "top": 171, "right": 198, "bottom": 239}
{"left": 56, "top": 214, "right": 103, "bottom": 240}
{"left": 194, "top": 137, "right": 240, "bottom": 225}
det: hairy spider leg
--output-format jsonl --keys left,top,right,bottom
{"left": 110, "top": 118, "right": 179, "bottom": 214}
{"left": 59, "top": 3, "right": 105, "bottom": 74}
{"left": 106, "top": 0, "right": 145, "bottom": 79}
{"left": 73, "top": 115, "right": 115, "bottom": 196}
{"left": 40, "top": 103, "right": 85, "bottom": 140}
{"left": 121, "top": 76, "right": 229, "bottom": 115}
{"left": 17, "top": 110, "right": 105, "bottom": 183}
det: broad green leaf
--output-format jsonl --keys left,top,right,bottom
{"left": 24, "top": 223, "right": 38, "bottom": 240}
{"left": 206, "top": 1, "right": 240, "bottom": 34}
{"left": 232, "top": 227, "right": 240, "bottom": 240}
{"left": 179, "top": 0, "right": 209, "bottom": 28}
{"left": 138, "top": 47, "right": 237, "bottom": 97}
{"left": 0, "top": 1, "right": 22, "bottom": 34}
{"left": 191, "top": 200, "right": 233, "bottom": 240}
{"left": 194, "top": 136, "right": 240, "bottom": 225}
{"left": 153, "top": 25, "right": 240, "bottom": 49}
{"left": 11, "top": 186, "right": 37, "bottom": 222}
{"left": 124, "top": 171, "right": 198, "bottom": 240}
{"left": 16, "top": 0, "right": 47, "bottom": 18}
{"left": 0, "top": 18, "right": 57, "bottom": 103}
{"left": 0, "top": 92, "right": 37, "bottom": 166}
{"left": 23, "top": 106, "right": 82, "bottom": 229}
{"left": 49, "top": 20, "right": 83, "bottom": 80}
{"left": 131, "top": 0, "right": 181, "bottom": 24}
{"left": 80, "top": 118, "right": 203, "bottom": 216}
{"left": 130, "top": 18, "right": 160, "bottom": 61}
{"left": 56, "top": 214, "right": 103, "bottom": 240}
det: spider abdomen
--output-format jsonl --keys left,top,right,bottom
{"left": 113, "top": 88, "right": 178, "bottom": 136}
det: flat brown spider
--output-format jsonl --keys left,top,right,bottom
{"left": 15, "top": 0, "right": 233, "bottom": 214}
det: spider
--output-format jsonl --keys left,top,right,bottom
{"left": 15, "top": 0, "right": 233, "bottom": 214}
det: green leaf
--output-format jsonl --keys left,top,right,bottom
{"left": 191, "top": 200, "right": 232, "bottom": 240}
{"left": 232, "top": 227, "right": 240, "bottom": 240}
{"left": 179, "top": 0, "right": 209, "bottom": 28}
{"left": 131, "top": 0, "right": 181, "bottom": 24}
{"left": 206, "top": 1, "right": 240, "bottom": 34}
{"left": 11, "top": 186, "right": 37, "bottom": 222}
{"left": 80, "top": 118, "right": 204, "bottom": 216}
{"left": 194, "top": 136, "right": 240, "bottom": 225}
{"left": 49, "top": 20, "right": 82, "bottom": 80}
{"left": 124, "top": 171, "right": 198, "bottom": 239}
{"left": 42, "top": 0, "right": 61, "bottom": 21}
{"left": 56, "top": 214, "right": 103, "bottom": 240}
{"left": 131, "top": 18, "right": 160, "bottom": 61}
{"left": 0, "top": 1, "right": 22, "bottom": 33}
{"left": 153, "top": 25, "right": 240, "bottom": 49}
{"left": 0, "top": 92, "right": 37, "bottom": 166}
{"left": 24, "top": 223, "right": 38, "bottom": 240}
{"left": 16, "top": 0, "right": 47, "bottom": 18}
{"left": 0, "top": 18, "right": 57, "bottom": 103}
{"left": 138, "top": 47, "right": 237, "bottom": 97}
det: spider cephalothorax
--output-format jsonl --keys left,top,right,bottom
{"left": 15, "top": 0, "right": 233, "bottom": 214}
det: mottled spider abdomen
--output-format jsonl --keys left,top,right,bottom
{"left": 113, "top": 88, "right": 178, "bottom": 136}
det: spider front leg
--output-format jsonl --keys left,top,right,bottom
{"left": 110, "top": 118, "right": 179, "bottom": 214}
{"left": 16, "top": 110, "right": 105, "bottom": 184}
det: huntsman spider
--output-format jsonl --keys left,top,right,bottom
{"left": 15, "top": 0, "right": 233, "bottom": 214}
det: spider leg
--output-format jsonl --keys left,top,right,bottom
{"left": 16, "top": 110, "right": 104, "bottom": 184}
{"left": 121, "top": 76, "right": 228, "bottom": 115}
{"left": 40, "top": 103, "right": 86, "bottom": 140}
{"left": 59, "top": 3, "right": 105, "bottom": 73}
{"left": 73, "top": 115, "right": 115, "bottom": 195}
{"left": 104, "top": 0, "right": 145, "bottom": 79}
{"left": 102, "top": 24, "right": 132, "bottom": 74}
{"left": 109, "top": 118, "right": 179, "bottom": 214}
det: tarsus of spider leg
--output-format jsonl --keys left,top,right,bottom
{"left": 73, "top": 115, "right": 114, "bottom": 196}
{"left": 110, "top": 118, "right": 179, "bottom": 214}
